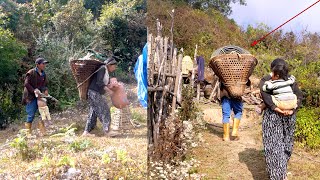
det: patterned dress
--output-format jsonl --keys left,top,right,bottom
{"left": 260, "top": 72, "right": 302, "bottom": 180}
{"left": 85, "top": 89, "right": 111, "bottom": 133}
{"left": 262, "top": 108, "right": 296, "bottom": 180}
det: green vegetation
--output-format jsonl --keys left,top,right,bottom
{"left": 295, "top": 108, "right": 320, "bottom": 149}
{"left": 0, "top": 0, "right": 146, "bottom": 128}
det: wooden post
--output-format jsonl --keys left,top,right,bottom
{"left": 172, "top": 53, "right": 183, "bottom": 112}
{"left": 157, "top": 38, "right": 168, "bottom": 123}
{"left": 169, "top": 9, "right": 175, "bottom": 65}
{"left": 147, "top": 34, "right": 154, "bottom": 86}
{"left": 197, "top": 83, "right": 201, "bottom": 101}
{"left": 191, "top": 45, "right": 198, "bottom": 88}
{"left": 209, "top": 79, "right": 220, "bottom": 101}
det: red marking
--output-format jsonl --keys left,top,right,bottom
{"left": 251, "top": 40, "right": 258, "bottom": 47}
{"left": 251, "top": 0, "right": 320, "bottom": 46}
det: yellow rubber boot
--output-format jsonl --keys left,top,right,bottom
{"left": 232, "top": 118, "right": 240, "bottom": 139}
{"left": 25, "top": 122, "right": 32, "bottom": 137}
{"left": 223, "top": 123, "right": 230, "bottom": 141}
{"left": 38, "top": 120, "right": 46, "bottom": 136}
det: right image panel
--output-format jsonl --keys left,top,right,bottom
{"left": 146, "top": 0, "right": 320, "bottom": 179}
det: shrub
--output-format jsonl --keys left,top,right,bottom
{"left": 295, "top": 107, "right": 320, "bottom": 149}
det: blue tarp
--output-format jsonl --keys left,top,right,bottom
{"left": 134, "top": 43, "right": 148, "bottom": 108}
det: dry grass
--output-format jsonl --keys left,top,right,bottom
{"left": 0, "top": 85, "right": 148, "bottom": 179}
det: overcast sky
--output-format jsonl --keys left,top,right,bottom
{"left": 229, "top": 0, "right": 320, "bottom": 34}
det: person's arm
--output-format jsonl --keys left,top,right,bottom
{"left": 292, "top": 82, "right": 303, "bottom": 112}
{"left": 95, "top": 66, "right": 106, "bottom": 89}
{"left": 264, "top": 79, "right": 294, "bottom": 91}
{"left": 259, "top": 75, "right": 277, "bottom": 110}
{"left": 24, "top": 72, "right": 35, "bottom": 94}
{"left": 44, "top": 72, "right": 48, "bottom": 87}
{"left": 262, "top": 81, "right": 271, "bottom": 92}
{"left": 104, "top": 86, "right": 114, "bottom": 95}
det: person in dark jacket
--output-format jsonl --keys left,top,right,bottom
{"left": 260, "top": 58, "right": 303, "bottom": 180}
{"left": 82, "top": 57, "right": 118, "bottom": 137}
{"left": 22, "top": 58, "right": 49, "bottom": 136}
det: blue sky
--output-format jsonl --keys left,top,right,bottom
{"left": 229, "top": 0, "right": 320, "bottom": 34}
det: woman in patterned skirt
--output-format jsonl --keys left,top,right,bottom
{"left": 259, "top": 58, "right": 303, "bottom": 180}
{"left": 82, "top": 57, "right": 119, "bottom": 137}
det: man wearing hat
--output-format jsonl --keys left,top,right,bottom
{"left": 82, "top": 57, "right": 119, "bottom": 137}
{"left": 22, "top": 57, "right": 49, "bottom": 136}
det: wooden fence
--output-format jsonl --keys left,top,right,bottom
{"left": 147, "top": 22, "right": 183, "bottom": 154}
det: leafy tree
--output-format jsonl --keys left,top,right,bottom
{"left": 51, "top": 0, "right": 95, "bottom": 46}
{"left": 98, "top": 0, "right": 147, "bottom": 71}
{"left": 84, "top": 0, "right": 107, "bottom": 20}
{"left": 0, "top": 27, "right": 27, "bottom": 128}
{"left": 0, "top": 28, "right": 26, "bottom": 84}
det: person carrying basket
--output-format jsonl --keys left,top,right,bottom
{"left": 209, "top": 46, "right": 257, "bottom": 141}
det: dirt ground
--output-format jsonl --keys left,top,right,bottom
{"left": 192, "top": 103, "right": 320, "bottom": 180}
{"left": 0, "top": 84, "right": 148, "bottom": 179}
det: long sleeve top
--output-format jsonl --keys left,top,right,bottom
{"left": 89, "top": 65, "right": 108, "bottom": 95}
{"left": 263, "top": 76, "right": 296, "bottom": 101}
{"left": 22, "top": 67, "right": 48, "bottom": 104}
{"left": 259, "top": 74, "right": 303, "bottom": 112}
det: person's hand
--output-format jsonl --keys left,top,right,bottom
{"left": 34, "top": 89, "right": 40, "bottom": 97}
{"left": 274, "top": 107, "right": 285, "bottom": 115}
{"left": 283, "top": 110, "right": 294, "bottom": 116}
{"left": 104, "top": 86, "right": 114, "bottom": 95}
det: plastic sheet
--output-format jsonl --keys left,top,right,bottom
{"left": 134, "top": 43, "right": 148, "bottom": 108}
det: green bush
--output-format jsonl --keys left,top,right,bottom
{"left": 295, "top": 107, "right": 320, "bottom": 149}
{"left": 0, "top": 27, "right": 27, "bottom": 128}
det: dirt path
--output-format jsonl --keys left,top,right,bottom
{"left": 192, "top": 104, "right": 320, "bottom": 180}
{"left": 0, "top": 84, "right": 148, "bottom": 179}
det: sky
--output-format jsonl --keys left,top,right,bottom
{"left": 229, "top": 0, "right": 320, "bottom": 34}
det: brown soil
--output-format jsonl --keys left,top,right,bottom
{"left": 192, "top": 103, "right": 320, "bottom": 180}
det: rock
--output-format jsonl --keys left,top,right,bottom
{"left": 65, "top": 168, "right": 81, "bottom": 179}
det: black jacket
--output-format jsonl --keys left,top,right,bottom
{"left": 88, "top": 65, "right": 107, "bottom": 94}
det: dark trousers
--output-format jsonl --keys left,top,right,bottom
{"left": 262, "top": 108, "right": 296, "bottom": 180}
{"left": 85, "top": 89, "right": 111, "bottom": 133}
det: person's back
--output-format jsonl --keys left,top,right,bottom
{"left": 262, "top": 65, "right": 297, "bottom": 111}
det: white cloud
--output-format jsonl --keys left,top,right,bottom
{"left": 229, "top": 0, "right": 320, "bottom": 33}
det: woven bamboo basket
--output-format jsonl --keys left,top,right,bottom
{"left": 70, "top": 59, "right": 104, "bottom": 100}
{"left": 111, "top": 106, "right": 138, "bottom": 133}
{"left": 209, "top": 53, "right": 258, "bottom": 98}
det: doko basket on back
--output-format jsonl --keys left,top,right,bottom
{"left": 209, "top": 51, "right": 258, "bottom": 98}
{"left": 70, "top": 59, "right": 104, "bottom": 100}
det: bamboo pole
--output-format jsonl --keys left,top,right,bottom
{"left": 209, "top": 79, "right": 220, "bottom": 101}
{"left": 190, "top": 45, "right": 198, "bottom": 88}
{"left": 169, "top": 9, "right": 175, "bottom": 73}
{"left": 172, "top": 53, "right": 183, "bottom": 112}
{"left": 147, "top": 34, "right": 154, "bottom": 86}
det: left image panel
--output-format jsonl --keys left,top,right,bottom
{"left": 0, "top": 0, "right": 148, "bottom": 179}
